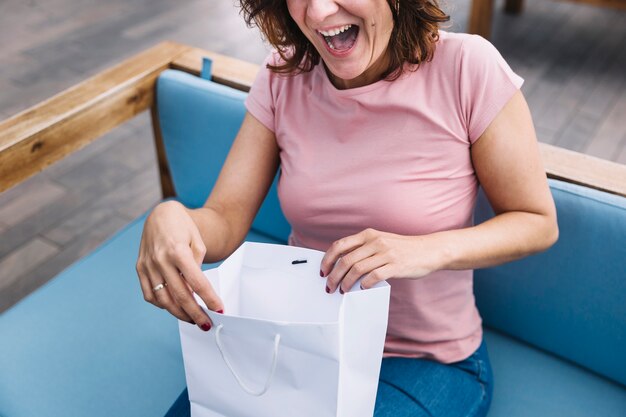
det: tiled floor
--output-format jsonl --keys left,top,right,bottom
{"left": 1, "top": 0, "right": 625, "bottom": 312}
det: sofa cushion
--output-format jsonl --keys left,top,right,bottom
{"left": 475, "top": 179, "right": 626, "bottom": 386}
{"left": 0, "top": 213, "right": 284, "bottom": 417}
{"left": 484, "top": 329, "right": 626, "bottom": 416}
{"left": 156, "top": 69, "right": 291, "bottom": 243}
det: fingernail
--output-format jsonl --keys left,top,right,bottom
{"left": 320, "top": 269, "right": 324, "bottom": 277}
{"left": 325, "top": 285, "right": 330, "bottom": 294}
{"left": 216, "top": 309, "right": 224, "bottom": 314}
{"left": 339, "top": 287, "right": 344, "bottom": 295}
{"left": 200, "top": 323, "right": 212, "bottom": 331}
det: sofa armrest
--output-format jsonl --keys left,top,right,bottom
{"left": 170, "top": 47, "right": 259, "bottom": 92}
{"left": 540, "top": 142, "right": 626, "bottom": 198}
{"left": 0, "top": 41, "right": 190, "bottom": 193}
{"left": 0, "top": 42, "right": 262, "bottom": 199}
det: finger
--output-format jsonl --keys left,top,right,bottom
{"left": 158, "top": 261, "right": 214, "bottom": 331}
{"left": 339, "top": 254, "right": 388, "bottom": 294}
{"left": 136, "top": 262, "right": 160, "bottom": 307}
{"left": 360, "top": 264, "right": 395, "bottom": 290}
{"left": 178, "top": 254, "right": 224, "bottom": 313}
{"left": 326, "top": 242, "right": 377, "bottom": 293}
{"left": 321, "top": 232, "right": 367, "bottom": 277}
{"left": 146, "top": 264, "right": 194, "bottom": 323}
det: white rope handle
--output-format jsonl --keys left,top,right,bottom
{"left": 214, "top": 324, "right": 281, "bottom": 396}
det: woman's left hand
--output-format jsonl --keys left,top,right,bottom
{"left": 320, "top": 228, "right": 444, "bottom": 293}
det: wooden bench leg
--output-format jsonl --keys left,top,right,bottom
{"left": 504, "top": 0, "right": 525, "bottom": 14}
{"left": 468, "top": 0, "right": 494, "bottom": 39}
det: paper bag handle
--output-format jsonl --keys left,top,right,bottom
{"left": 214, "top": 324, "right": 281, "bottom": 396}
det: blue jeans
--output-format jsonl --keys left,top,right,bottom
{"left": 166, "top": 339, "right": 493, "bottom": 417}
{"left": 374, "top": 339, "right": 493, "bottom": 417}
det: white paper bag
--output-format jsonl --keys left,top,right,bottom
{"left": 179, "top": 242, "right": 391, "bottom": 417}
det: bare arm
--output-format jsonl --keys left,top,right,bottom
{"left": 136, "top": 112, "right": 279, "bottom": 328}
{"left": 433, "top": 89, "right": 558, "bottom": 269}
{"left": 321, "top": 90, "right": 559, "bottom": 292}
{"left": 187, "top": 112, "right": 280, "bottom": 262}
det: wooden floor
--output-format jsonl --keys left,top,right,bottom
{"left": 1, "top": 0, "right": 625, "bottom": 312}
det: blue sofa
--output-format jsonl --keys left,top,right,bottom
{"left": 1, "top": 43, "right": 625, "bottom": 417}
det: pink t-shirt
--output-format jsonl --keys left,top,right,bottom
{"left": 245, "top": 31, "right": 523, "bottom": 363}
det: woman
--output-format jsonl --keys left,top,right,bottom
{"left": 137, "top": 0, "right": 559, "bottom": 415}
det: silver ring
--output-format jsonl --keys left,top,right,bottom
{"left": 152, "top": 283, "right": 167, "bottom": 292}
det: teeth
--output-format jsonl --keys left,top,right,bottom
{"left": 319, "top": 24, "right": 352, "bottom": 37}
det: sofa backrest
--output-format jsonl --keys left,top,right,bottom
{"left": 474, "top": 180, "right": 626, "bottom": 386}
{"left": 156, "top": 69, "right": 290, "bottom": 243}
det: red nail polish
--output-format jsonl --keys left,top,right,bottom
{"left": 320, "top": 270, "right": 324, "bottom": 277}
{"left": 200, "top": 323, "right": 211, "bottom": 331}
{"left": 339, "top": 287, "right": 344, "bottom": 295}
{"left": 325, "top": 285, "right": 330, "bottom": 294}
{"left": 217, "top": 309, "right": 224, "bottom": 314}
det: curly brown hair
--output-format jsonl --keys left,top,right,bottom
{"left": 238, "top": 0, "right": 450, "bottom": 80}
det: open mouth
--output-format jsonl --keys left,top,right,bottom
{"left": 318, "top": 24, "right": 359, "bottom": 52}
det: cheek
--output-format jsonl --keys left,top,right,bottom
{"left": 374, "top": 12, "right": 394, "bottom": 48}
{"left": 375, "top": 4, "right": 394, "bottom": 33}
{"left": 287, "top": 3, "right": 316, "bottom": 43}
{"left": 285, "top": 1, "right": 304, "bottom": 26}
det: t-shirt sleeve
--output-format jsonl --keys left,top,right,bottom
{"left": 458, "top": 35, "right": 524, "bottom": 144}
{"left": 245, "top": 53, "right": 277, "bottom": 133}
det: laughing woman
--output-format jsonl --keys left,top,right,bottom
{"left": 136, "top": 1, "right": 559, "bottom": 416}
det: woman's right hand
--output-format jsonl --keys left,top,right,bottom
{"left": 136, "top": 200, "right": 224, "bottom": 331}
{"left": 135, "top": 112, "right": 279, "bottom": 330}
